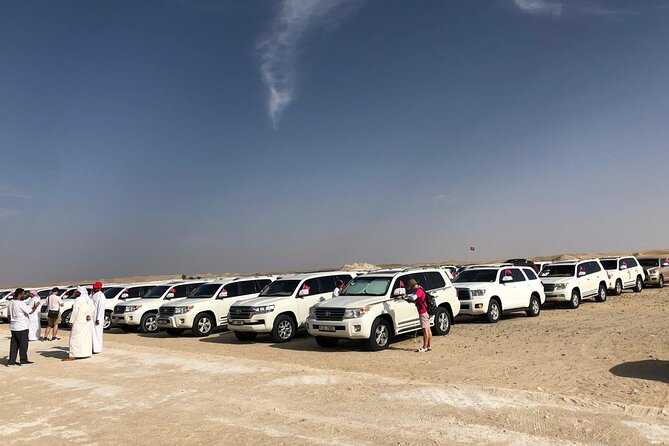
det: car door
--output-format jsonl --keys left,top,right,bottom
{"left": 295, "top": 278, "right": 324, "bottom": 324}
{"left": 391, "top": 273, "right": 426, "bottom": 332}
{"left": 619, "top": 258, "right": 632, "bottom": 287}
{"left": 508, "top": 269, "right": 528, "bottom": 309}
{"left": 497, "top": 268, "right": 517, "bottom": 309}
{"left": 215, "top": 283, "right": 240, "bottom": 326}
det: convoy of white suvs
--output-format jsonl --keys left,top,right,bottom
{"left": 1, "top": 254, "right": 666, "bottom": 351}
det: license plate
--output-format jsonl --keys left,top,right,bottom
{"left": 230, "top": 320, "right": 243, "bottom": 325}
{"left": 319, "top": 325, "right": 336, "bottom": 332}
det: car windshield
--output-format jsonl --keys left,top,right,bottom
{"left": 539, "top": 265, "right": 575, "bottom": 278}
{"left": 340, "top": 277, "right": 392, "bottom": 296}
{"left": 144, "top": 286, "right": 169, "bottom": 298}
{"left": 0, "top": 291, "right": 9, "bottom": 299}
{"left": 454, "top": 269, "right": 498, "bottom": 283}
{"left": 103, "top": 287, "right": 125, "bottom": 299}
{"left": 638, "top": 259, "right": 659, "bottom": 268}
{"left": 188, "top": 284, "right": 220, "bottom": 299}
{"left": 599, "top": 260, "right": 617, "bottom": 270}
{"left": 259, "top": 280, "right": 300, "bottom": 297}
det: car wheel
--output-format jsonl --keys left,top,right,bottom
{"left": 659, "top": 275, "right": 665, "bottom": 289}
{"left": 614, "top": 280, "right": 622, "bottom": 296}
{"left": 633, "top": 276, "right": 643, "bottom": 293}
{"left": 234, "top": 331, "right": 258, "bottom": 342}
{"left": 315, "top": 336, "right": 340, "bottom": 347}
{"left": 140, "top": 313, "right": 158, "bottom": 333}
{"left": 595, "top": 283, "right": 607, "bottom": 302}
{"left": 431, "top": 307, "right": 451, "bottom": 335}
{"left": 271, "top": 314, "right": 296, "bottom": 343}
{"left": 193, "top": 313, "right": 214, "bottom": 337}
{"left": 526, "top": 294, "right": 541, "bottom": 317}
{"left": 165, "top": 328, "right": 185, "bottom": 336}
{"left": 120, "top": 325, "right": 138, "bottom": 332}
{"left": 567, "top": 290, "right": 580, "bottom": 309}
{"left": 486, "top": 299, "right": 501, "bottom": 323}
{"left": 62, "top": 311, "right": 72, "bottom": 328}
{"left": 366, "top": 317, "right": 391, "bottom": 351}
{"left": 103, "top": 312, "right": 112, "bottom": 330}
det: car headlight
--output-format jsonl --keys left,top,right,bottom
{"left": 252, "top": 305, "right": 275, "bottom": 314}
{"left": 125, "top": 305, "right": 142, "bottom": 312}
{"left": 309, "top": 307, "right": 316, "bottom": 318}
{"left": 174, "top": 305, "right": 194, "bottom": 314}
{"left": 554, "top": 284, "right": 567, "bottom": 290}
{"left": 343, "top": 306, "right": 370, "bottom": 319}
{"left": 471, "top": 289, "right": 486, "bottom": 297}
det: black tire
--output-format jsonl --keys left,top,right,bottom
{"left": 365, "top": 317, "right": 392, "bottom": 351}
{"left": 431, "top": 307, "right": 452, "bottom": 335}
{"left": 633, "top": 276, "right": 643, "bottom": 293}
{"left": 486, "top": 299, "right": 501, "bottom": 323}
{"left": 103, "top": 312, "right": 113, "bottom": 330}
{"left": 659, "top": 275, "right": 665, "bottom": 289}
{"left": 595, "top": 283, "right": 607, "bottom": 302}
{"left": 567, "top": 289, "right": 580, "bottom": 309}
{"left": 140, "top": 313, "right": 159, "bottom": 333}
{"left": 613, "top": 280, "right": 622, "bottom": 296}
{"left": 526, "top": 294, "right": 541, "bottom": 317}
{"left": 62, "top": 310, "right": 72, "bottom": 328}
{"left": 270, "top": 314, "right": 296, "bottom": 343}
{"left": 165, "top": 328, "right": 185, "bottom": 336}
{"left": 234, "top": 331, "right": 258, "bottom": 342}
{"left": 315, "top": 336, "right": 340, "bottom": 347}
{"left": 120, "top": 325, "right": 138, "bottom": 332}
{"left": 192, "top": 313, "right": 215, "bottom": 337}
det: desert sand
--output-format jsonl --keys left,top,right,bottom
{"left": 1, "top": 284, "right": 667, "bottom": 445}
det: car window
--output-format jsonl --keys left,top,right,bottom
{"left": 509, "top": 269, "right": 526, "bottom": 282}
{"left": 173, "top": 285, "right": 190, "bottom": 298}
{"left": 619, "top": 259, "right": 629, "bottom": 269}
{"left": 395, "top": 273, "right": 427, "bottom": 291}
{"left": 335, "top": 275, "right": 354, "bottom": 286}
{"left": 577, "top": 263, "right": 587, "bottom": 276}
{"left": 318, "top": 276, "right": 337, "bottom": 293}
{"left": 663, "top": 258, "right": 669, "bottom": 266}
{"left": 302, "top": 278, "right": 322, "bottom": 295}
{"left": 254, "top": 279, "right": 272, "bottom": 292}
{"left": 425, "top": 272, "right": 446, "bottom": 290}
{"left": 522, "top": 268, "right": 538, "bottom": 280}
{"left": 626, "top": 258, "right": 638, "bottom": 268}
{"left": 127, "top": 286, "right": 147, "bottom": 299}
{"left": 223, "top": 283, "right": 241, "bottom": 298}
{"left": 238, "top": 281, "right": 256, "bottom": 296}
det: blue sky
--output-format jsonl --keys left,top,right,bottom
{"left": 1, "top": 0, "right": 668, "bottom": 285}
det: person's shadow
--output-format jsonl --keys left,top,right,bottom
{"left": 609, "top": 359, "right": 669, "bottom": 384}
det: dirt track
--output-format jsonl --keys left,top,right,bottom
{"left": 1, "top": 287, "right": 668, "bottom": 445}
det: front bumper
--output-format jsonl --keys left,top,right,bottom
{"left": 457, "top": 300, "right": 487, "bottom": 315}
{"left": 228, "top": 316, "right": 272, "bottom": 333}
{"left": 643, "top": 274, "right": 660, "bottom": 286}
{"left": 544, "top": 291, "right": 569, "bottom": 302}
{"left": 111, "top": 312, "right": 141, "bottom": 326}
{"left": 305, "top": 316, "right": 372, "bottom": 339}
{"left": 156, "top": 313, "right": 195, "bottom": 329}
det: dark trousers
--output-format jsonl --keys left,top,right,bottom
{"left": 9, "top": 329, "right": 29, "bottom": 364}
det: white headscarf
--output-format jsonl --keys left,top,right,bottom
{"left": 77, "top": 286, "right": 90, "bottom": 299}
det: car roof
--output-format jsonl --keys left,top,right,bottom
{"left": 195, "top": 275, "right": 276, "bottom": 285}
{"left": 273, "top": 271, "right": 351, "bottom": 281}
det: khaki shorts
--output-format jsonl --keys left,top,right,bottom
{"left": 420, "top": 313, "right": 430, "bottom": 328}
{"left": 47, "top": 313, "right": 61, "bottom": 327}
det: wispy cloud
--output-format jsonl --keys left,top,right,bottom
{"left": 511, "top": 0, "right": 638, "bottom": 18}
{"left": 257, "top": 0, "right": 361, "bottom": 128}
{"left": 0, "top": 185, "right": 29, "bottom": 199}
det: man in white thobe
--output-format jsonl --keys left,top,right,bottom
{"left": 64, "top": 287, "right": 94, "bottom": 361}
{"left": 91, "top": 281, "right": 105, "bottom": 354}
{"left": 27, "top": 290, "right": 42, "bottom": 341}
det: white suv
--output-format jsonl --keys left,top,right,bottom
{"left": 306, "top": 268, "right": 459, "bottom": 351}
{"left": 453, "top": 265, "right": 545, "bottom": 323}
{"left": 0, "top": 289, "right": 13, "bottom": 321}
{"left": 598, "top": 256, "right": 645, "bottom": 295}
{"left": 228, "top": 272, "right": 356, "bottom": 343}
{"left": 156, "top": 276, "right": 274, "bottom": 337}
{"left": 100, "top": 283, "right": 162, "bottom": 330}
{"left": 539, "top": 259, "right": 609, "bottom": 308}
{"left": 112, "top": 280, "right": 207, "bottom": 333}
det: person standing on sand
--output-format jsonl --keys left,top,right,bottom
{"left": 7, "top": 288, "right": 38, "bottom": 366}
{"left": 405, "top": 279, "right": 432, "bottom": 353}
{"left": 27, "top": 290, "right": 42, "bottom": 341}
{"left": 63, "top": 287, "right": 94, "bottom": 361}
{"left": 44, "top": 287, "right": 63, "bottom": 341}
{"left": 91, "top": 282, "right": 105, "bottom": 354}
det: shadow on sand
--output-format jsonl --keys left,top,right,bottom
{"left": 609, "top": 360, "right": 669, "bottom": 384}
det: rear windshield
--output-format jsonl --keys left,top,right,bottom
{"left": 259, "top": 280, "right": 300, "bottom": 297}
{"left": 103, "top": 287, "right": 125, "bottom": 299}
{"left": 454, "top": 269, "right": 497, "bottom": 283}
{"left": 144, "top": 286, "right": 169, "bottom": 298}
{"left": 638, "top": 259, "right": 659, "bottom": 268}
{"left": 539, "top": 265, "right": 575, "bottom": 278}
{"left": 341, "top": 277, "right": 392, "bottom": 297}
{"left": 188, "top": 284, "right": 220, "bottom": 299}
{"left": 599, "top": 260, "right": 617, "bottom": 270}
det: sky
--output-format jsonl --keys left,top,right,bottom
{"left": 1, "top": 0, "right": 668, "bottom": 285}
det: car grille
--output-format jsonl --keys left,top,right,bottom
{"left": 543, "top": 284, "right": 555, "bottom": 292}
{"left": 41, "top": 305, "right": 47, "bottom": 312}
{"left": 113, "top": 305, "right": 125, "bottom": 314}
{"left": 456, "top": 288, "right": 471, "bottom": 301}
{"left": 229, "top": 306, "right": 254, "bottom": 320}
{"left": 315, "top": 308, "right": 345, "bottom": 321}
{"left": 158, "top": 307, "right": 176, "bottom": 316}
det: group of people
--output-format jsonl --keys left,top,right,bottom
{"left": 6, "top": 282, "right": 107, "bottom": 366}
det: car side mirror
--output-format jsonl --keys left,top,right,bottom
{"left": 166, "top": 292, "right": 175, "bottom": 299}
{"left": 217, "top": 292, "right": 228, "bottom": 299}
{"left": 662, "top": 263, "right": 669, "bottom": 267}
{"left": 578, "top": 271, "right": 586, "bottom": 277}
{"left": 393, "top": 287, "right": 406, "bottom": 296}
{"left": 298, "top": 289, "right": 310, "bottom": 297}
{"left": 121, "top": 293, "right": 129, "bottom": 299}
{"left": 620, "top": 265, "right": 628, "bottom": 270}
{"left": 501, "top": 275, "right": 513, "bottom": 283}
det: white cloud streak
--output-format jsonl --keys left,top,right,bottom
{"left": 0, "top": 185, "right": 29, "bottom": 199}
{"left": 257, "top": 0, "right": 360, "bottom": 128}
{"left": 512, "top": 0, "right": 637, "bottom": 18}
{"left": 513, "top": 0, "right": 563, "bottom": 17}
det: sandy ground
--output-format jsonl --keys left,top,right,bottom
{"left": 1, "top": 287, "right": 667, "bottom": 445}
